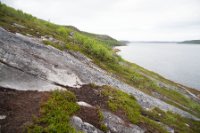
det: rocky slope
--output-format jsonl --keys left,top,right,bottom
{"left": 1, "top": 26, "right": 200, "bottom": 132}
{"left": 0, "top": 3, "right": 200, "bottom": 132}
{"left": 0, "top": 27, "right": 199, "bottom": 121}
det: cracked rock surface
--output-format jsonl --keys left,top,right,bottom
{"left": 103, "top": 111, "right": 145, "bottom": 133}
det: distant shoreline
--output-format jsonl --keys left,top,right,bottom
{"left": 179, "top": 40, "right": 200, "bottom": 44}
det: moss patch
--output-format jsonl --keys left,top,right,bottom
{"left": 26, "top": 90, "right": 80, "bottom": 133}
{"left": 102, "top": 85, "right": 141, "bottom": 124}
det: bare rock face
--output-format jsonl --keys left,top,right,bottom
{"left": 103, "top": 111, "right": 145, "bottom": 133}
{"left": 0, "top": 27, "right": 199, "bottom": 120}
{"left": 12, "top": 23, "right": 25, "bottom": 29}
{"left": 0, "top": 115, "right": 6, "bottom": 120}
{"left": 0, "top": 27, "right": 82, "bottom": 90}
{"left": 71, "top": 116, "right": 103, "bottom": 133}
{"left": 0, "top": 62, "right": 58, "bottom": 91}
{"left": 77, "top": 101, "right": 94, "bottom": 108}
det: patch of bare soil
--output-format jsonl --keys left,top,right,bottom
{"left": 68, "top": 84, "right": 108, "bottom": 109}
{"left": 68, "top": 85, "right": 108, "bottom": 129}
{"left": 0, "top": 84, "right": 137, "bottom": 133}
{"left": 68, "top": 84, "right": 132, "bottom": 129}
{"left": 0, "top": 87, "right": 49, "bottom": 133}
{"left": 76, "top": 107, "right": 101, "bottom": 129}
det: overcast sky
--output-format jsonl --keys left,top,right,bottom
{"left": 1, "top": 0, "right": 200, "bottom": 41}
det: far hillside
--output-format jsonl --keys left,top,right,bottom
{"left": 180, "top": 40, "right": 200, "bottom": 44}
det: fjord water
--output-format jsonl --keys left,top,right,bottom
{"left": 116, "top": 43, "right": 200, "bottom": 90}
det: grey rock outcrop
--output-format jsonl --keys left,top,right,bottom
{"left": 103, "top": 111, "right": 145, "bottom": 133}
{"left": 12, "top": 23, "right": 25, "bottom": 29}
{"left": 77, "top": 101, "right": 94, "bottom": 108}
{"left": 0, "top": 27, "right": 199, "bottom": 120}
{"left": 0, "top": 115, "right": 6, "bottom": 120}
{"left": 70, "top": 116, "right": 103, "bottom": 133}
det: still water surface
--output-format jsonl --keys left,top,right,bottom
{"left": 116, "top": 43, "right": 200, "bottom": 90}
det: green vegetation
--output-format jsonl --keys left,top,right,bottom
{"left": 74, "top": 33, "right": 118, "bottom": 62}
{"left": 101, "top": 85, "right": 167, "bottom": 133}
{"left": 26, "top": 90, "right": 80, "bottom": 133}
{"left": 81, "top": 31, "right": 122, "bottom": 47}
{"left": 97, "top": 107, "right": 104, "bottom": 122}
{"left": 97, "top": 107, "right": 108, "bottom": 132}
{"left": 43, "top": 40, "right": 65, "bottom": 50}
{"left": 24, "top": 84, "right": 198, "bottom": 133}
{"left": 1, "top": 1, "right": 200, "bottom": 121}
{"left": 101, "top": 85, "right": 200, "bottom": 133}
{"left": 142, "top": 107, "right": 200, "bottom": 133}
{"left": 102, "top": 85, "right": 141, "bottom": 124}
{"left": 98, "top": 59, "right": 200, "bottom": 117}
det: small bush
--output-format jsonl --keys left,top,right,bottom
{"left": 56, "top": 27, "right": 70, "bottom": 36}
{"left": 74, "top": 33, "right": 117, "bottom": 62}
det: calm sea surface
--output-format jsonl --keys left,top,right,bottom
{"left": 116, "top": 43, "right": 200, "bottom": 90}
